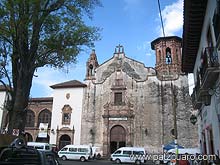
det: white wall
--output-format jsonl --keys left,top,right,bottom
{"left": 50, "top": 87, "right": 84, "bottom": 145}
{"left": 193, "top": 0, "right": 217, "bottom": 78}
{"left": 0, "top": 90, "right": 6, "bottom": 129}
{"left": 193, "top": 0, "right": 220, "bottom": 157}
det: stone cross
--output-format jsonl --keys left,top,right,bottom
{"left": 115, "top": 44, "right": 124, "bottom": 53}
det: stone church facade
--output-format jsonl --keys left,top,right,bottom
{"left": 81, "top": 36, "right": 198, "bottom": 156}
{"left": 0, "top": 36, "right": 198, "bottom": 155}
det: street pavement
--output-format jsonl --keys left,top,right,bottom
{"left": 59, "top": 159, "right": 112, "bottom": 165}
{"left": 59, "top": 159, "right": 155, "bottom": 165}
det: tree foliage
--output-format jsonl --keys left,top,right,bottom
{"left": 0, "top": 0, "right": 101, "bottom": 134}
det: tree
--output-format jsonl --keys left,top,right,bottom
{"left": 0, "top": 0, "right": 101, "bottom": 135}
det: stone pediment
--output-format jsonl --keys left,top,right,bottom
{"left": 98, "top": 57, "right": 144, "bottom": 82}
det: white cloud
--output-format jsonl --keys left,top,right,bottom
{"left": 158, "top": 0, "right": 183, "bottom": 36}
{"left": 137, "top": 41, "right": 150, "bottom": 51}
{"left": 31, "top": 69, "right": 66, "bottom": 97}
{"left": 137, "top": 41, "right": 154, "bottom": 57}
{"left": 31, "top": 64, "right": 85, "bottom": 97}
{"left": 146, "top": 53, "right": 152, "bottom": 56}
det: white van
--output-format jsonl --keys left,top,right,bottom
{"left": 167, "top": 148, "right": 201, "bottom": 155}
{"left": 58, "top": 145, "right": 92, "bottom": 162}
{"left": 111, "top": 147, "right": 146, "bottom": 164}
{"left": 27, "top": 142, "right": 51, "bottom": 151}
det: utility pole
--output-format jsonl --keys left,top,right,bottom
{"left": 171, "top": 81, "right": 178, "bottom": 165}
{"left": 167, "top": 49, "right": 178, "bottom": 165}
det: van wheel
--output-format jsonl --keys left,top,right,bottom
{"left": 115, "top": 159, "right": 121, "bottom": 164}
{"left": 135, "top": 160, "right": 141, "bottom": 165}
{"left": 61, "top": 156, "right": 67, "bottom": 161}
{"left": 80, "top": 156, "right": 86, "bottom": 162}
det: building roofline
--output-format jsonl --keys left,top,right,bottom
{"left": 182, "top": 0, "right": 208, "bottom": 73}
{"left": 29, "top": 97, "right": 53, "bottom": 102}
{"left": 50, "top": 80, "right": 87, "bottom": 89}
{"left": 151, "top": 36, "right": 182, "bottom": 50}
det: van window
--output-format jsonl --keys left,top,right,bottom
{"left": 61, "top": 148, "right": 68, "bottom": 151}
{"left": 133, "top": 151, "right": 144, "bottom": 155}
{"left": 28, "top": 146, "right": 34, "bottom": 149}
{"left": 69, "top": 148, "right": 77, "bottom": 152}
{"left": 35, "top": 146, "right": 44, "bottom": 150}
{"left": 115, "top": 150, "right": 121, "bottom": 154}
{"left": 123, "top": 151, "right": 132, "bottom": 155}
{"left": 78, "top": 148, "right": 88, "bottom": 152}
{"left": 45, "top": 146, "right": 50, "bottom": 150}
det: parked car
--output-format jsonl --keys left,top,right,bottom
{"left": 0, "top": 138, "right": 61, "bottom": 165}
{"left": 27, "top": 142, "right": 52, "bottom": 151}
{"left": 111, "top": 147, "right": 146, "bottom": 164}
{"left": 39, "top": 150, "right": 61, "bottom": 165}
{"left": 58, "top": 144, "right": 92, "bottom": 161}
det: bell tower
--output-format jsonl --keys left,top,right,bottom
{"left": 151, "top": 36, "right": 182, "bottom": 81}
{"left": 85, "top": 49, "right": 99, "bottom": 80}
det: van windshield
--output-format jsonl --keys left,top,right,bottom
{"left": 60, "top": 148, "right": 68, "bottom": 151}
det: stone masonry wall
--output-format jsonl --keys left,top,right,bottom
{"left": 81, "top": 54, "right": 198, "bottom": 155}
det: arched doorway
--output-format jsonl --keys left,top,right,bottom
{"left": 59, "top": 134, "right": 71, "bottom": 149}
{"left": 37, "top": 109, "right": 51, "bottom": 128}
{"left": 110, "top": 125, "right": 126, "bottom": 153}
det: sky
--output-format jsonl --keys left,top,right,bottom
{"left": 30, "top": 0, "right": 194, "bottom": 98}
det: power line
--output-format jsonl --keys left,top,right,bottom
{"left": 157, "top": 0, "right": 166, "bottom": 37}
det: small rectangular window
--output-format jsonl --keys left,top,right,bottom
{"left": 114, "top": 92, "right": 122, "bottom": 105}
{"left": 62, "top": 113, "right": 71, "bottom": 124}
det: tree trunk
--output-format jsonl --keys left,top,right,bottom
{"left": 8, "top": 69, "right": 34, "bottom": 136}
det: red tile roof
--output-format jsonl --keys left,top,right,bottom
{"left": 50, "top": 80, "right": 87, "bottom": 89}
{"left": 182, "top": 0, "right": 208, "bottom": 73}
{"left": 151, "top": 36, "right": 182, "bottom": 50}
{"left": 29, "top": 97, "right": 53, "bottom": 102}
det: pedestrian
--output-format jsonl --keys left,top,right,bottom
{"left": 179, "top": 159, "right": 190, "bottom": 165}
{"left": 213, "top": 154, "right": 220, "bottom": 165}
{"left": 179, "top": 153, "right": 190, "bottom": 165}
